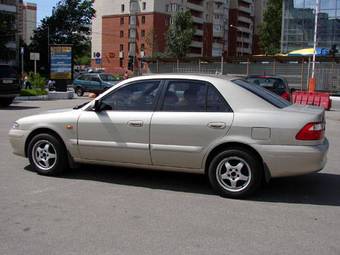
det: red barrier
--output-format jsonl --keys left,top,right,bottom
{"left": 292, "top": 91, "right": 332, "bottom": 110}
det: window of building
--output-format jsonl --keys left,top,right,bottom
{"left": 142, "top": 16, "right": 146, "bottom": 24}
{"left": 120, "top": 44, "right": 124, "bottom": 51}
{"left": 141, "top": 43, "right": 145, "bottom": 51}
{"left": 120, "top": 31, "right": 124, "bottom": 38}
{"left": 120, "top": 17, "right": 124, "bottom": 25}
{"left": 141, "top": 30, "right": 145, "bottom": 38}
{"left": 121, "top": 4, "right": 125, "bottom": 12}
{"left": 120, "top": 59, "right": 123, "bottom": 67}
{"left": 142, "top": 2, "right": 146, "bottom": 10}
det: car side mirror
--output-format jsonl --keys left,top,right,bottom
{"left": 94, "top": 100, "right": 102, "bottom": 112}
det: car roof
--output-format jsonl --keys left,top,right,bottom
{"left": 245, "top": 75, "right": 285, "bottom": 79}
{"left": 126, "top": 73, "right": 240, "bottom": 83}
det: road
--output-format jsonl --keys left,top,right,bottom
{"left": 0, "top": 99, "right": 340, "bottom": 255}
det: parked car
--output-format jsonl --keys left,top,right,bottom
{"left": 73, "top": 73, "right": 120, "bottom": 96}
{"left": 245, "top": 75, "right": 292, "bottom": 101}
{"left": 9, "top": 74, "right": 328, "bottom": 198}
{"left": 0, "top": 65, "right": 20, "bottom": 107}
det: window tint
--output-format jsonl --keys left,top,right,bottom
{"left": 162, "top": 81, "right": 207, "bottom": 112}
{"left": 100, "top": 81, "right": 160, "bottom": 111}
{"left": 207, "top": 86, "right": 230, "bottom": 112}
{"left": 233, "top": 79, "right": 292, "bottom": 109}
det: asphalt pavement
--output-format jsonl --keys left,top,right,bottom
{"left": 0, "top": 98, "right": 340, "bottom": 255}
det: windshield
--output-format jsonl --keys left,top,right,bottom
{"left": 233, "top": 79, "right": 292, "bottom": 109}
{"left": 100, "top": 74, "right": 117, "bottom": 82}
{"left": 0, "top": 65, "right": 17, "bottom": 78}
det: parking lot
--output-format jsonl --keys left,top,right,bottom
{"left": 0, "top": 98, "right": 340, "bottom": 255}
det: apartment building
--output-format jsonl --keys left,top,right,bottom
{"left": 91, "top": 0, "right": 230, "bottom": 72}
{"left": 228, "top": 0, "right": 254, "bottom": 56}
{"left": 253, "top": 0, "right": 267, "bottom": 54}
{"left": 0, "top": 0, "right": 19, "bottom": 65}
{"left": 17, "top": 1, "right": 37, "bottom": 45}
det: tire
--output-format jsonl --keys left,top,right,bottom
{"left": 208, "top": 148, "right": 263, "bottom": 198}
{"left": 28, "top": 133, "right": 68, "bottom": 176}
{"left": 75, "top": 87, "right": 84, "bottom": 97}
{"left": 0, "top": 97, "right": 14, "bottom": 107}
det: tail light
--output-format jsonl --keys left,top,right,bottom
{"left": 296, "top": 122, "right": 325, "bottom": 140}
{"left": 281, "top": 91, "right": 290, "bottom": 101}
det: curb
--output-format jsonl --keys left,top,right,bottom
{"left": 15, "top": 95, "right": 49, "bottom": 101}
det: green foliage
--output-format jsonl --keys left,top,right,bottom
{"left": 20, "top": 89, "right": 48, "bottom": 97}
{"left": 30, "top": 0, "right": 95, "bottom": 74}
{"left": 259, "top": 0, "right": 283, "bottom": 55}
{"left": 167, "top": 11, "right": 195, "bottom": 59}
{"left": 28, "top": 72, "right": 46, "bottom": 91}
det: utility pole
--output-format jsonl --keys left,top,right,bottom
{"left": 309, "top": 0, "right": 319, "bottom": 92}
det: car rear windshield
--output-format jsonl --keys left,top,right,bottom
{"left": 233, "top": 79, "right": 292, "bottom": 109}
{"left": 0, "top": 65, "right": 17, "bottom": 78}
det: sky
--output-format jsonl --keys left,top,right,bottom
{"left": 29, "top": 0, "right": 60, "bottom": 25}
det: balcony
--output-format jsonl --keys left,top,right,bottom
{"left": 192, "top": 16, "right": 204, "bottom": 24}
{"left": 190, "top": 40, "right": 203, "bottom": 48}
{"left": 195, "top": 29, "right": 203, "bottom": 36}
{"left": 186, "top": 2, "right": 204, "bottom": 12}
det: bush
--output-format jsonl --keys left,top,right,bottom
{"left": 20, "top": 89, "right": 48, "bottom": 97}
{"left": 28, "top": 72, "right": 46, "bottom": 91}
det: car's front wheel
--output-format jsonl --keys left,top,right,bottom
{"left": 208, "top": 148, "right": 263, "bottom": 198}
{"left": 28, "top": 133, "right": 68, "bottom": 175}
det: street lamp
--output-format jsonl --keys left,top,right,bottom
{"left": 230, "top": 24, "right": 244, "bottom": 57}
{"left": 309, "top": 0, "right": 320, "bottom": 92}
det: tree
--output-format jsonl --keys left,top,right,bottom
{"left": 259, "top": 0, "right": 282, "bottom": 55}
{"left": 30, "top": 0, "right": 95, "bottom": 74}
{"left": 167, "top": 11, "right": 195, "bottom": 59}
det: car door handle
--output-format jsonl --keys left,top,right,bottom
{"left": 208, "top": 122, "right": 226, "bottom": 129}
{"left": 128, "top": 120, "right": 143, "bottom": 127}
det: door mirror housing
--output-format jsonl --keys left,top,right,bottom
{"left": 94, "top": 100, "right": 102, "bottom": 112}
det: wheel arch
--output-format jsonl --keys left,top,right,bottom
{"left": 204, "top": 142, "right": 271, "bottom": 182}
{"left": 25, "top": 128, "right": 66, "bottom": 158}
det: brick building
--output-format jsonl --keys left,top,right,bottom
{"left": 228, "top": 0, "right": 255, "bottom": 56}
{"left": 91, "top": 0, "right": 230, "bottom": 73}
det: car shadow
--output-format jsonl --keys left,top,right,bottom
{"left": 24, "top": 164, "right": 340, "bottom": 206}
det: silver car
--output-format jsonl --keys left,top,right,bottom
{"left": 9, "top": 74, "right": 329, "bottom": 198}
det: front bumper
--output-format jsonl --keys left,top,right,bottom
{"left": 254, "top": 138, "right": 329, "bottom": 178}
{"left": 9, "top": 129, "right": 30, "bottom": 157}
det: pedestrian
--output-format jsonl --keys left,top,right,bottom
{"left": 124, "top": 71, "right": 129, "bottom": 80}
{"left": 24, "top": 75, "right": 32, "bottom": 89}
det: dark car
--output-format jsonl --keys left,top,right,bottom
{"left": 245, "top": 75, "right": 291, "bottom": 101}
{"left": 0, "top": 65, "right": 20, "bottom": 107}
{"left": 73, "top": 73, "right": 120, "bottom": 97}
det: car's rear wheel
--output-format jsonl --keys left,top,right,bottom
{"left": 208, "top": 149, "right": 263, "bottom": 198}
{"left": 75, "top": 87, "right": 84, "bottom": 97}
{"left": 0, "top": 97, "right": 14, "bottom": 107}
{"left": 28, "top": 133, "right": 68, "bottom": 176}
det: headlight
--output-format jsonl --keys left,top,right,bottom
{"left": 12, "top": 122, "right": 20, "bottom": 129}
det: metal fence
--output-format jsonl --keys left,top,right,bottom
{"left": 148, "top": 60, "right": 340, "bottom": 92}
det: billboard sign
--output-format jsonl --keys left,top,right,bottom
{"left": 50, "top": 45, "right": 72, "bottom": 80}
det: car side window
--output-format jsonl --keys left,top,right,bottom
{"left": 91, "top": 76, "right": 101, "bottom": 83}
{"left": 100, "top": 80, "right": 161, "bottom": 111}
{"left": 162, "top": 81, "right": 207, "bottom": 112}
{"left": 207, "top": 85, "right": 230, "bottom": 112}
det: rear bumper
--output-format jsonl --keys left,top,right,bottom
{"left": 254, "top": 138, "right": 329, "bottom": 178}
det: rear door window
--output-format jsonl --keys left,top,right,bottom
{"left": 233, "top": 79, "right": 291, "bottom": 109}
{"left": 0, "top": 65, "right": 17, "bottom": 78}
